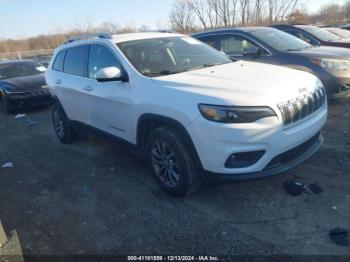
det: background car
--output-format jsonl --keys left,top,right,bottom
{"left": 193, "top": 27, "right": 350, "bottom": 99}
{"left": 323, "top": 27, "right": 350, "bottom": 39}
{"left": 272, "top": 24, "right": 350, "bottom": 49}
{"left": 0, "top": 60, "right": 52, "bottom": 114}
{"left": 340, "top": 24, "right": 350, "bottom": 31}
{"left": 35, "top": 55, "right": 53, "bottom": 68}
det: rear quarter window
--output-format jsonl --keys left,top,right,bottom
{"left": 63, "top": 45, "right": 89, "bottom": 77}
{"left": 197, "top": 36, "right": 216, "bottom": 48}
{"left": 52, "top": 50, "right": 66, "bottom": 72}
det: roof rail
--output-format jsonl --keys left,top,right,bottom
{"left": 64, "top": 32, "right": 112, "bottom": 44}
{"left": 149, "top": 29, "right": 177, "bottom": 33}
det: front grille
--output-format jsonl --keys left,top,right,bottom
{"left": 264, "top": 132, "right": 321, "bottom": 170}
{"left": 278, "top": 87, "right": 326, "bottom": 125}
{"left": 23, "top": 89, "right": 50, "bottom": 98}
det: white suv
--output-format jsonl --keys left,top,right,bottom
{"left": 46, "top": 32, "right": 327, "bottom": 196}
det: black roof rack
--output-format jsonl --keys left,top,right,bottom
{"left": 64, "top": 33, "right": 112, "bottom": 44}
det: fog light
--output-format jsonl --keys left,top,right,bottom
{"left": 225, "top": 151, "right": 265, "bottom": 169}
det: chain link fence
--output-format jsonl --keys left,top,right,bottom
{"left": 0, "top": 49, "right": 54, "bottom": 66}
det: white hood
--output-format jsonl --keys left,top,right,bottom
{"left": 152, "top": 61, "right": 322, "bottom": 107}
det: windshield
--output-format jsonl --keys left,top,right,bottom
{"left": 326, "top": 28, "right": 350, "bottom": 39}
{"left": 301, "top": 27, "right": 342, "bottom": 42}
{"left": 250, "top": 29, "right": 312, "bottom": 51}
{"left": 117, "top": 37, "right": 232, "bottom": 77}
{"left": 0, "top": 61, "right": 46, "bottom": 80}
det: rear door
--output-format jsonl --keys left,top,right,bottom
{"left": 284, "top": 29, "right": 320, "bottom": 46}
{"left": 216, "top": 34, "right": 265, "bottom": 61}
{"left": 196, "top": 35, "right": 218, "bottom": 49}
{"left": 60, "top": 45, "right": 93, "bottom": 125}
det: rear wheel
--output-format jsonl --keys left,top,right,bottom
{"left": 146, "top": 126, "right": 202, "bottom": 197}
{"left": 0, "top": 95, "right": 13, "bottom": 114}
{"left": 52, "top": 103, "right": 76, "bottom": 144}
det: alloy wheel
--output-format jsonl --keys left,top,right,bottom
{"left": 53, "top": 108, "right": 65, "bottom": 139}
{"left": 151, "top": 141, "right": 181, "bottom": 188}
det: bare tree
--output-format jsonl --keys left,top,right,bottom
{"left": 170, "top": 0, "right": 196, "bottom": 32}
{"left": 345, "top": 0, "right": 350, "bottom": 21}
{"left": 98, "top": 21, "right": 121, "bottom": 34}
{"left": 187, "top": 0, "right": 211, "bottom": 29}
{"left": 240, "top": 0, "right": 249, "bottom": 24}
{"left": 169, "top": 0, "right": 300, "bottom": 31}
{"left": 316, "top": 4, "right": 345, "bottom": 24}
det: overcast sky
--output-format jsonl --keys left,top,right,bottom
{"left": 0, "top": 0, "right": 347, "bottom": 39}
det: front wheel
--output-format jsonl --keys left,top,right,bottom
{"left": 146, "top": 126, "right": 202, "bottom": 197}
{"left": 52, "top": 103, "right": 76, "bottom": 144}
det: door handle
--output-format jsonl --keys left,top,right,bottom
{"left": 83, "top": 86, "right": 94, "bottom": 92}
{"left": 55, "top": 79, "right": 62, "bottom": 85}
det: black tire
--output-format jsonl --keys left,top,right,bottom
{"left": 0, "top": 94, "right": 13, "bottom": 114}
{"left": 146, "top": 126, "right": 202, "bottom": 197}
{"left": 52, "top": 103, "right": 76, "bottom": 144}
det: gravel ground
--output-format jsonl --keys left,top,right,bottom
{"left": 0, "top": 102, "right": 349, "bottom": 256}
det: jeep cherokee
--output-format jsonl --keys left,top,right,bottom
{"left": 45, "top": 32, "right": 327, "bottom": 196}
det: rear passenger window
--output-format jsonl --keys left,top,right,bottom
{"left": 219, "top": 35, "right": 257, "bottom": 56}
{"left": 286, "top": 30, "right": 315, "bottom": 45}
{"left": 63, "top": 45, "right": 89, "bottom": 77}
{"left": 88, "top": 45, "right": 121, "bottom": 79}
{"left": 52, "top": 50, "right": 66, "bottom": 72}
{"left": 197, "top": 36, "right": 216, "bottom": 48}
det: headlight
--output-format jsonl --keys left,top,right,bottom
{"left": 311, "top": 58, "right": 350, "bottom": 70}
{"left": 4, "top": 89, "right": 25, "bottom": 95}
{"left": 198, "top": 104, "right": 277, "bottom": 123}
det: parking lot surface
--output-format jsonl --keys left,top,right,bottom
{"left": 0, "top": 103, "right": 349, "bottom": 256}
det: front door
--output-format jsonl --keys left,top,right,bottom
{"left": 86, "top": 44, "right": 133, "bottom": 142}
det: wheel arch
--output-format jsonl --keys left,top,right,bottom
{"left": 136, "top": 114, "right": 203, "bottom": 170}
{"left": 52, "top": 95, "right": 69, "bottom": 118}
{"left": 284, "top": 64, "right": 315, "bottom": 75}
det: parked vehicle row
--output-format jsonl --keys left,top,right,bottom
{"left": 193, "top": 27, "right": 350, "bottom": 99}
{"left": 2, "top": 24, "right": 349, "bottom": 196}
{"left": 0, "top": 60, "right": 52, "bottom": 114}
{"left": 45, "top": 32, "right": 327, "bottom": 196}
{"left": 272, "top": 24, "right": 350, "bottom": 48}
{"left": 340, "top": 24, "right": 350, "bottom": 31}
{"left": 323, "top": 27, "right": 350, "bottom": 39}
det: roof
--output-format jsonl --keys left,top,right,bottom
{"left": 273, "top": 24, "right": 320, "bottom": 29}
{"left": 271, "top": 24, "right": 295, "bottom": 28}
{"left": 59, "top": 32, "right": 187, "bottom": 50}
{"left": 0, "top": 59, "right": 35, "bottom": 65}
{"left": 111, "top": 32, "right": 185, "bottom": 44}
{"left": 192, "top": 26, "right": 278, "bottom": 36}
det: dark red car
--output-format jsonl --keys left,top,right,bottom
{"left": 272, "top": 24, "right": 350, "bottom": 49}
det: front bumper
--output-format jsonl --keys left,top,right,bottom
{"left": 321, "top": 74, "right": 350, "bottom": 100}
{"left": 7, "top": 92, "right": 53, "bottom": 108}
{"left": 205, "top": 133, "right": 323, "bottom": 181}
{"left": 188, "top": 104, "right": 327, "bottom": 177}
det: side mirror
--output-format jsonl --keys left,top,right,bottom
{"left": 96, "top": 67, "right": 127, "bottom": 82}
{"left": 242, "top": 47, "right": 261, "bottom": 57}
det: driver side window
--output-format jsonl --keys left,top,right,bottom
{"left": 286, "top": 30, "right": 316, "bottom": 45}
{"left": 88, "top": 45, "right": 121, "bottom": 79}
{"left": 218, "top": 35, "right": 258, "bottom": 56}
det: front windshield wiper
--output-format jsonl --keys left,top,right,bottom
{"left": 159, "top": 70, "right": 183, "bottom": 75}
{"left": 146, "top": 62, "right": 231, "bottom": 76}
{"left": 285, "top": 46, "right": 310, "bottom": 51}
{"left": 186, "top": 62, "right": 230, "bottom": 72}
{"left": 144, "top": 70, "right": 184, "bottom": 77}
